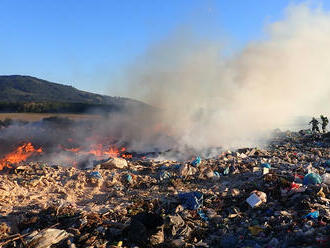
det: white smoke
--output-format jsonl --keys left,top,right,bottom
{"left": 117, "top": 3, "right": 330, "bottom": 151}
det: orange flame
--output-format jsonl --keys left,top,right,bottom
{"left": 64, "top": 147, "right": 81, "bottom": 153}
{"left": 85, "top": 144, "right": 126, "bottom": 158}
{"left": 88, "top": 144, "right": 105, "bottom": 157}
{"left": 60, "top": 140, "right": 132, "bottom": 161}
{"left": 121, "top": 153, "right": 133, "bottom": 159}
{"left": 86, "top": 144, "right": 132, "bottom": 159}
{"left": 0, "top": 143, "right": 42, "bottom": 170}
{"left": 104, "top": 147, "right": 120, "bottom": 158}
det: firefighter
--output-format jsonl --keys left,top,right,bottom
{"left": 320, "top": 115, "right": 329, "bottom": 133}
{"left": 309, "top": 117, "right": 320, "bottom": 133}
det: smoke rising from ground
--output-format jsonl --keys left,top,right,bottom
{"left": 118, "top": 3, "right": 330, "bottom": 151}
{"left": 1, "top": 3, "right": 330, "bottom": 164}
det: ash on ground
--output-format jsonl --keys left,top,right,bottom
{"left": 0, "top": 131, "right": 329, "bottom": 248}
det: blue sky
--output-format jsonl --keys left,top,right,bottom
{"left": 0, "top": 0, "right": 326, "bottom": 95}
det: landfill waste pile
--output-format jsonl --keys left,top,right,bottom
{"left": 0, "top": 130, "right": 329, "bottom": 248}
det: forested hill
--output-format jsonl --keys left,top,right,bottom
{"left": 0, "top": 75, "right": 147, "bottom": 113}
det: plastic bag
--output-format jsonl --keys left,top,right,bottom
{"left": 303, "top": 173, "right": 322, "bottom": 185}
{"left": 178, "top": 192, "right": 203, "bottom": 210}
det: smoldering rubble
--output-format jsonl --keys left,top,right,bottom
{"left": 0, "top": 130, "right": 329, "bottom": 248}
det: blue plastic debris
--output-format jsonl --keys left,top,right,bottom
{"left": 303, "top": 173, "right": 322, "bottom": 185}
{"left": 89, "top": 171, "right": 102, "bottom": 179}
{"left": 214, "top": 171, "right": 220, "bottom": 177}
{"left": 159, "top": 171, "right": 171, "bottom": 181}
{"left": 223, "top": 167, "right": 230, "bottom": 175}
{"left": 191, "top": 156, "right": 201, "bottom": 166}
{"left": 315, "top": 142, "right": 326, "bottom": 148}
{"left": 126, "top": 174, "right": 133, "bottom": 182}
{"left": 303, "top": 210, "right": 319, "bottom": 219}
{"left": 173, "top": 164, "right": 181, "bottom": 169}
{"left": 178, "top": 192, "right": 203, "bottom": 210}
{"left": 160, "top": 164, "right": 181, "bottom": 170}
{"left": 261, "top": 163, "right": 271, "bottom": 169}
{"left": 197, "top": 210, "right": 209, "bottom": 222}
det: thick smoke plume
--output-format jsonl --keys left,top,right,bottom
{"left": 118, "top": 3, "right": 330, "bottom": 152}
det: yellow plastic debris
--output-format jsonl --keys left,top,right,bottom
{"left": 248, "top": 225, "right": 264, "bottom": 235}
{"left": 317, "top": 188, "right": 325, "bottom": 198}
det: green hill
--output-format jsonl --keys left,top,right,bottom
{"left": 0, "top": 75, "right": 147, "bottom": 113}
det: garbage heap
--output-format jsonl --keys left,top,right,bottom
{"left": 0, "top": 131, "right": 329, "bottom": 248}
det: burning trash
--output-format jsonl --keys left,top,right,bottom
{"left": 0, "top": 142, "right": 42, "bottom": 170}
{"left": 0, "top": 128, "right": 329, "bottom": 248}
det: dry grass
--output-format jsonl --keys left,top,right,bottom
{"left": 0, "top": 113, "right": 101, "bottom": 121}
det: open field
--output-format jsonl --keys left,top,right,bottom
{"left": 0, "top": 113, "right": 102, "bottom": 121}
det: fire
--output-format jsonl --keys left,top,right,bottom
{"left": 59, "top": 136, "right": 133, "bottom": 161}
{"left": 121, "top": 153, "right": 133, "bottom": 159}
{"left": 104, "top": 147, "right": 120, "bottom": 158}
{"left": 85, "top": 144, "right": 122, "bottom": 158}
{"left": 120, "top": 147, "right": 132, "bottom": 159}
{"left": 0, "top": 143, "right": 42, "bottom": 170}
{"left": 61, "top": 142, "right": 131, "bottom": 160}
{"left": 64, "top": 147, "right": 81, "bottom": 153}
{"left": 88, "top": 144, "right": 105, "bottom": 157}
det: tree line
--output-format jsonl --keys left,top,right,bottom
{"left": 0, "top": 102, "right": 120, "bottom": 113}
